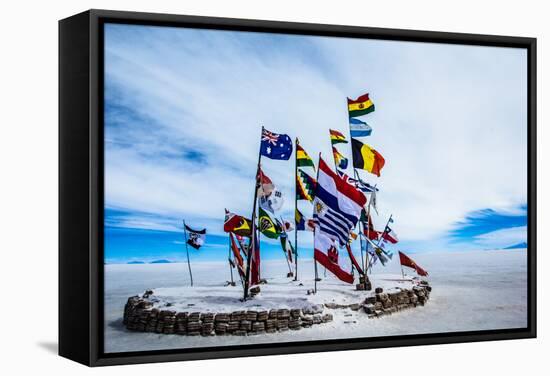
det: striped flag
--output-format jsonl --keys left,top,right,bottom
{"left": 351, "top": 138, "right": 386, "bottom": 177}
{"left": 349, "top": 118, "right": 372, "bottom": 137}
{"left": 296, "top": 139, "right": 315, "bottom": 169}
{"left": 329, "top": 129, "right": 348, "bottom": 145}
{"left": 348, "top": 93, "right": 375, "bottom": 117}
{"left": 332, "top": 146, "right": 348, "bottom": 169}
{"left": 313, "top": 158, "right": 366, "bottom": 246}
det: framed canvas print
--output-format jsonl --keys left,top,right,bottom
{"left": 59, "top": 9, "right": 536, "bottom": 366}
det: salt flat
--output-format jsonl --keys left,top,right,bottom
{"left": 104, "top": 249, "right": 527, "bottom": 353}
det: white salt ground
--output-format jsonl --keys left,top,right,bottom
{"left": 104, "top": 249, "right": 527, "bottom": 353}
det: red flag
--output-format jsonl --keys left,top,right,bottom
{"left": 314, "top": 232, "right": 354, "bottom": 284}
{"left": 363, "top": 214, "right": 381, "bottom": 240}
{"left": 250, "top": 234, "right": 261, "bottom": 286}
{"left": 229, "top": 233, "right": 246, "bottom": 278}
{"left": 346, "top": 244, "right": 364, "bottom": 275}
{"left": 382, "top": 226, "right": 399, "bottom": 244}
{"left": 399, "top": 251, "right": 428, "bottom": 277}
{"left": 224, "top": 209, "right": 252, "bottom": 237}
{"left": 257, "top": 167, "right": 274, "bottom": 197}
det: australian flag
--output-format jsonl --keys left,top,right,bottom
{"left": 260, "top": 128, "right": 293, "bottom": 160}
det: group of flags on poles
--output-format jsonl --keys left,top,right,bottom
{"left": 182, "top": 90, "right": 428, "bottom": 296}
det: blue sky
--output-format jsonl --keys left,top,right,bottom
{"left": 103, "top": 23, "right": 527, "bottom": 264}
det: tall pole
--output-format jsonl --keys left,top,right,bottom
{"left": 228, "top": 235, "right": 234, "bottom": 285}
{"left": 313, "top": 152, "right": 322, "bottom": 294}
{"left": 376, "top": 214, "right": 393, "bottom": 248}
{"left": 294, "top": 138, "right": 299, "bottom": 281}
{"left": 363, "top": 178, "right": 374, "bottom": 274}
{"left": 182, "top": 220, "right": 194, "bottom": 287}
{"left": 243, "top": 126, "right": 264, "bottom": 301}
{"left": 346, "top": 103, "right": 367, "bottom": 279}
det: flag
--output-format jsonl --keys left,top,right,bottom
{"left": 399, "top": 251, "right": 428, "bottom": 276}
{"left": 351, "top": 138, "right": 385, "bottom": 177}
{"left": 280, "top": 234, "right": 294, "bottom": 263}
{"left": 332, "top": 146, "right": 348, "bottom": 170}
{"left": 258, "top": 206, "right": 281, "bottom": 239}
{"left": 337, "top": 171, "right": 379, "bottom": 193}
{"left": 363, "top": 211, "right": 381, "bottom": 241}
{"left": 296, "top": 139, "right": 315, "bottom": 168}
{"left": 224, "top": 209, "right": 252, "bottom": 237}
{"left": 282, "top": 220, "right": 294, "bottom": 232}
{"left": 329, "top": 129, "right": 348, "bottom": 145}
{"left": 257, "top": 167, "right": 274, "bottom": 197}
{"left": 349, "top": 118, "right": 372, "bottom": 137}
{"left": 184, "top": 225, "right": 206, "bottom": 249}
{"left": 348, "top": 93, "right": 375, "bottom": 117}
{"left": 296, "top": 208, "right": 305, "bottom": 230}
{"left": 346, "top": 244, "right": 364, "bottom": 275}
{"left": 295, "top": 208, "right": 315, "bottom": 231}
{"left": 296, "top": 169, "right": 316, "bottom": 202}
{"left": 314, "top": 232, "right": 354, "bottom": 284}
{"left": 370, "top": 187, "right": 378, "bottom": 214}
{"left": 250, "top": 234, "right": 261, "bottom": 285}
{"left": 229, "top": 233, "right": 245, "bottom": 278}
{"left": 382, "top": 225, "right": 399, "bottom": 244}
{"left": 260, "top": 128, "right": 293, "bottom": 160}
{"left": 375, "top": 246, "right": 389, "bottom": 266}
{"left": 313, "top": 158, "right": 367, "bottom": 246}
{"left": 259, "top": 188, "right": 284, "bottom": 213}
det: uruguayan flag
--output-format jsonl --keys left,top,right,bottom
{"left": 313, "top": 158, "right": 366, "bottom": 246}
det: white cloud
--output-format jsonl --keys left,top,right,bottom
{"left": 103, "top": 24, "right": 527, "bottom": 245}
{"left": 473, "top": 226, "right": 527, "bottom": 249}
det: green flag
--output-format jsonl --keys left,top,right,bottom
{"left": 258, "top": 206, "right": 281, "bottom": 239}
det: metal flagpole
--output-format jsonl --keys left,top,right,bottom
{"left": 243, "top": 126, "right": 264, "bottom": 301}
{"left": 182, "top": 219, "right": 194, "bottom": 287}
{"left": 294, "top": 138, "right": 299, "bottom": 281}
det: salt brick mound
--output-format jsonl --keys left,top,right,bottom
{"left": 122, "top": 281, "right": 432, "bottom": 336}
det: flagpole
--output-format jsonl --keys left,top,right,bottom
{"left": 313, "top": 152, "right": 322, "bottom": 294}
{"left": 279, "top": 215, "right": 293, "bottom": 276}
{"left": 182, "top": 220, "right": 194, "bottom": 287}
{"left": 228, "top": 235, "right": 234, "bottom": 285}
{"left": 294, "top": 138, "right": 299, "bottom": 281}
{"left": 329, "top": 132, "right": 342, "bottom": 278}
{"left": 244, "top": 126, "right": 264, "bottom": 301}
{"left": 364, "top": 180, "right": 373, "bottom": 274}
{"left": 377, "top": 214, "right": 393, "bottom": 248}
{"left": 346, "top": 103, "right": 367, "bottom": 279}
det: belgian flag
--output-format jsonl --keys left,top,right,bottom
{"left": 351, "top": 138, "right": 385, "bottom": 177}
{"left": 348, "top": 93, "right": 375, "bottom": 117}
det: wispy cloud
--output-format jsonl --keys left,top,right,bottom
{"left": 473, "top": 225, "right": 527, "bottom": 249}
{"left": 103, "top": 23, "right": 527, "bottom": 257}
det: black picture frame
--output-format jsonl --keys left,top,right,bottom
{"left": 59, "top": 9, "right": 537, "bottom": 367}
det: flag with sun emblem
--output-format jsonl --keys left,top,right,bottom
{"left": 260, "top": 128, "right": 293, "bottom": 160}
